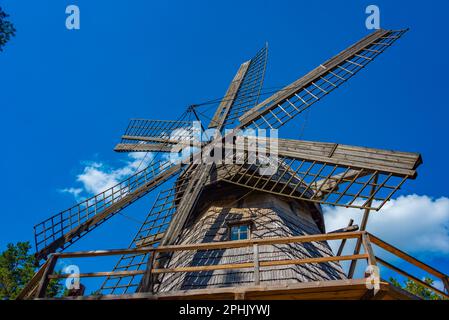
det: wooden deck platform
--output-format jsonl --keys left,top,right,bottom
{"left": 57, "top": 279, "right": 417, "bottom": 300}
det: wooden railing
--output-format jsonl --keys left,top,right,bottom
{"left": 17, "top": 231, "right": 449, "bottom": 300}
{"left": 367, "top": 233, "right": 449, "bottom": 299}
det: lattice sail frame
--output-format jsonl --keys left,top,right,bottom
{"left": 210, "top": 134, "right": 421, "bottom": 211}
{"left": 100, "top": 182, "right": 184, "bottom": 294}
{"left": 115, "top": 119, "right": 202, "bottom": 153}
{"left": 34, "top": 158, "right": 183, "bottom": 260}
{"left": 238, "top": 30, "right": 406, "bottom": 130}
{"left": 218, "top": 147, "right": 420, "bottom": 211}
{"left": 221, "top": 44, "right": 268, "bottom": 128}
{"left": 99, "top": 163, "right": 199, "bottom": 294}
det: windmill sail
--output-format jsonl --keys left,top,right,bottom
{"left": 238, "top": 29, "right": 407, "bottom": 130}
{"left": 33, "top": 159, "right": 183, "bottom": 261}
{"left": 152, "top": 48, "right": 269, "bottom": 248}
{"left": 99, "top": 182, "right": 185, "bottom": 295}
{"left": 209, "top": 44, "right": 268, "bottom": 130}
{"left": 100, "top": 163, "right": 197, "bottom": 294}
{"left": 218, "top": 137, "right": 422, "bottom": 210}
{"left": 115, "top": 119, "right": 201, "bottom": 153}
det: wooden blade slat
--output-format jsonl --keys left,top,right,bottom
{"left": 115, "top": 140, "right": 202, "bottom": 153}
{"left": 276, "top": 139, "right": 421, "bottom": 178}
{"left": 115, "top": 143, "right": 174, "bottom": 153}
{"left": 115, "top": 119, "right": 199, "bottom": 153}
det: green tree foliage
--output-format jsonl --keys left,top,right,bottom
{"left": 389, "top": 276, "right": 446, "bottom": 300}
{"left": 0, "top": 242, "right": 63, "bottom": 300}
{"left": 0, "top": 6, "right": 16, "bottom": 51}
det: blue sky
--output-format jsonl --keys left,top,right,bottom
{"left": 1, "top": 0, "right": 449, "bottom": 293}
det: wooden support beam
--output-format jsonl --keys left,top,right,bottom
{"left": 362, "top": 233, "right": 377, "bottom": 267}
{"left": 36, "top": 255, "right": 58, "bottom": 298}
{"left": 328, "top": 221, "right": 357, "bottom": 234}
{"left": 348, "top": 175, "right": 378, "bottom": 278}
{"left": 119, "top": 135, "right": 202, "bottom": 147}
{"left": 114, "top": 143, "right": 175, "bottom": 153}
{"left": 253, "top": 244, "right": 260, "bottom": 285}
{"left": 16, "top": 258, "right": 52, "bottom": 299}
{"left": 137, "top": 252, "right": 157, "bottom": 294}
{"left": 336, "top": 219, "right": 354, "bottom": 257}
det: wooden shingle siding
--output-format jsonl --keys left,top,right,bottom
{"left": 156, "top": 192, "right": 345, "bottom": 292}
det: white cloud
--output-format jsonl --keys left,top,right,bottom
{"left": 62, "top": 152, "right": 154, "bottom": 197}
{"left": 59, "top": 187, "right": 83, "bottom": 200}
{"left": 324, "top": 194, "right": 449, "bottom": 256}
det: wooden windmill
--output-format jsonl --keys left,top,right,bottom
{"left": 23, "top": 28, "right": 449, "bottom": 300}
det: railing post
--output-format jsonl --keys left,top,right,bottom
{"left": 348, "top": 175, "right": 378, "bottom": 278}
{"left": 138, "top": 251, "right": 157, "bottom": 294}
{"left": 442, "top": 277, "right": 449, "bottom": 294}
{"left": 36, "top": 254, "right": 58, "bottom": 298}
{"left": 253, "top": 244, "right": 260, "bottom": 285}
{"left": 361, "top": 233, "right": 377, "bottom": 267}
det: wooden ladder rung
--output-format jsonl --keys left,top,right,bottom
{"left": 328, "top": 70, "right": 347, "bottom": 81}
{"left": 312, "top": 82, "right": 328, "bottom": 94}
{"left": 320, "top": 76, "right": 337, "bottom": 87}
{"left": 294, "top": 93, "right": 310, "bottom": 106}
{"left": 277, "top": 104, "right": 293, "bottom": 118}
{"left": 337, "top": 65, "right": 354, "bottom": 75}
{"left": 304, "top": 88, "right": 319, "bottom": 100}
{"left": 355, "top": 54, "right": 372, "bottom": 61}
{"left": 345, "top": 59, "right": 364, "bottom": 68}
{"left": 364, "top": 48, "right": 381, "bottom": 54}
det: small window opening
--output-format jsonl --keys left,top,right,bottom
{"left": 230, "top": 224, "right": 250, "bottom": 241}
